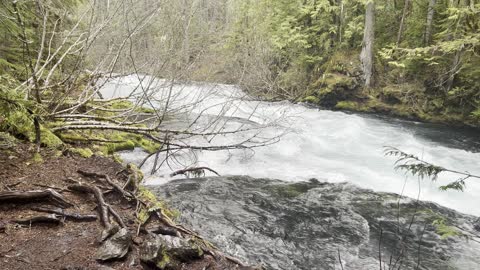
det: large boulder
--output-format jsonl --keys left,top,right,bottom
{"left": 140, "top": 234, "right": 203, "bottom": 269}
{"left": 150, "top": 176, "right": 480, "bottom": 270}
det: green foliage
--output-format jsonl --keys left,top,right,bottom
{"left": 384, "top": 147, "right": 480, "bottom": 192}
{"left": 222, "top": 0, "right": 479, "bottom": 126}
{"left": 385, "top": 147, "right": 445, "bottom": 182}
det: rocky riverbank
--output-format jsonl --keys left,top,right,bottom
{"left": 151, "top": 176, "right": 480, "bottom": 270}
{"left": 0, "top": 143, "right": 252, "bottom": 270}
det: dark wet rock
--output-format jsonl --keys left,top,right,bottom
{"left": 150, "top": 176, "right": 480, "bottom": 270}
{"left": 96, "top": 228, "right": 131, "bottom": 261}
{"left": 140, "top": 234, "right": 203, "bottom": 269}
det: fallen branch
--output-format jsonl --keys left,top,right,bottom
{"left": 31, "top": 207, "right": 97, "bottom": 222}
{"left": 170, "top": 167, "right": 220, "bottom": 178}
{"left": 0, "top": 189, "right": 73, "bottom": 208}
{"left": 13, "top": 214, "right": 62, "bottom": 226}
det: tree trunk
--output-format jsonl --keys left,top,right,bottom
{"left": 424, "top": 0, "right": 436, "bottom": 46}
{"left": 360, "top": 1, "right": 375, "bottom": 88}
{"left": 337, "top": 0, "right": 344, "bottom": 43}
{"left": 396, "top": 0, "right": 410, "bottom": 46}
{"left": 445, "top": 50, "right": 462, "bottom": 92}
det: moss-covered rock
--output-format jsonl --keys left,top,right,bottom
{"left": 140, "top": 234, "right": 204, "bottom": 269}
{"left": 70, "top": 147, "right": 94, "bottom": 158}
{"left": 302, "top": 95, "right": 320, "bottom": 104}
{"left": 308, "top": 73, "right": 360, "bottom": 107}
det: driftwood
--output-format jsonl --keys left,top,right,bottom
{"left": 0, "top": 189, "right": 73, "bottom": 208}
{"left": 31, "top": 207, "right": 97, "bottom": 221}
{"left": 68, "top": 184, "right": 125, "bottom": 229}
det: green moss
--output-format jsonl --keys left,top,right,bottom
{"left": 268, "top": 183, "right": 314, "bottom": 198}
{"left": 59, "top": 131, "right": 88, "bottom": 142}
{"left": 128, "top": 163, "right": 144, "bottom": 182}
{"left": 106, "top": 140, "right": 135, "bottom": 154}
{"left": 70, "top": 147, "right": 94, "bottom": 158}
{"left": 303, "top": 96, "right": 320, "bottom": 104}
{"left": 137, "top": 186, "right": 179, "bottom": 220}
{"left": 335, "top": 101, "right": 365, "bottom": 111}
{"left": 156, "top": 249, "right": 171, "bottom": 269}
{"left": 135, "top": 107, "right": 156, "bottom": 114}
{"left": 112, "top": 154, "right": 123, "bottom": 163}
{"left": 109, "top": 100, "right": 133, "bottom": 110}
{"left": 32, "top": 152, "right": 43, "bottom": 163}
{"left": 40, "top": 127, "right": 63, "bottom": 148}
{"left": 132, "top": 135, "right": 161, "bottom": 153}
{"left": 0, "top": 132, "right": 17, "bottom": 149}
{"left": 2, "top": 109, "right": 62, "bottom": 148}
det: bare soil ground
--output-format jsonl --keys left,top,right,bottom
{"left": 0, "top": 144, "right": 247, "bottom": 270}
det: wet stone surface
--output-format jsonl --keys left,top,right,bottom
{"left": 150, "top": 176, "right": 480, "bottom": 270}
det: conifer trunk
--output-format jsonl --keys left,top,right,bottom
{"left": 360, "top": 1, "right": 375, "bottom": 88}
{"left": 424, "top": 0, "right": 436, "bottom": 45}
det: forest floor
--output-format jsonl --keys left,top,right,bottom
{"left": 0, "top": 144, "right": 249, "bottom": 270}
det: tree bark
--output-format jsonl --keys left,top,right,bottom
{"left": 337, "top": 0, "right": 344, "bottom": 43}
{"left": 396, "top": 0, "right": 410, "bottom": 46}
{"left": 360, "top": 1, "right": 375, "bottom": 88}
{"left": 424, "top": 0, "right": 436, "bottom": 46}
{"left": 445, "top": 50, "right": 462, "bottom": 92}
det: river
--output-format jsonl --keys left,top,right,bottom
{"left": 100, "top": 75, "right": 480, "bottom": 216}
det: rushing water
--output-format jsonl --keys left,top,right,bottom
{"left": 100, "top": 76, "right": 480, "bottom": 216}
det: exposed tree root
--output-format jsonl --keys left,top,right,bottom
{"left": 77, "top": 169, "right": 134, "bottom": 200}
{"left": 63, "top": 168, "right": 252, "bottom": 268}
{"left": 68, "top": 184, "right": 124, "bottom": 230}
{"left": 0, "top": 189, "right": 73, "bottom": 208}
{"left": 31, "top": 207, "right": 97, "bottom": 222}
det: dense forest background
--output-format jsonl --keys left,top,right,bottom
{"left": 1, "top": 0, "right": 479, "bottom": 147}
